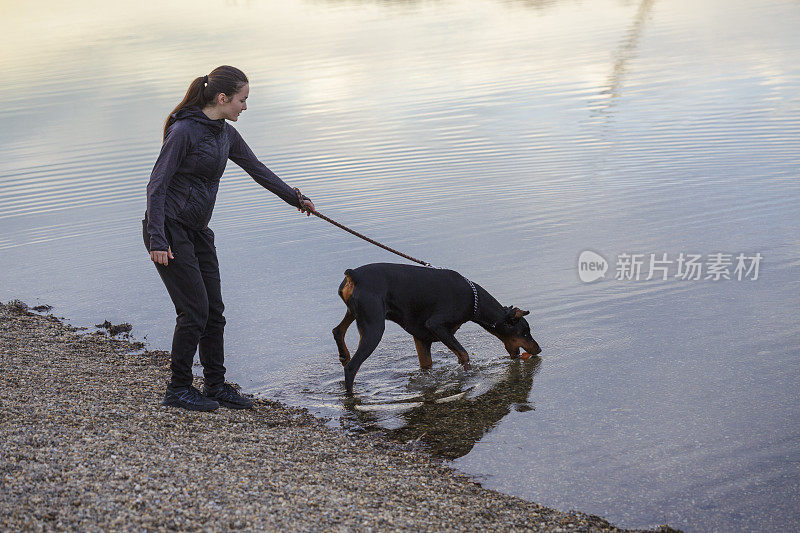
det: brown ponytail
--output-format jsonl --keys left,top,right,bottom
{"left": 163, "top": 65, "right": 249, "bottom": 140}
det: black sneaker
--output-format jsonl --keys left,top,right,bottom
{"left": 203, "top": 382, "right": 254, "bottom": 410}
{"left": 162, "top": 385, "right": 220, "bottom": 412}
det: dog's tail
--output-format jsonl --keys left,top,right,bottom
{"left": 339, "top": 269, "right": 357, "bottom": 303}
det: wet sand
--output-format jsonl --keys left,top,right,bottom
{"left": 0, "top": 301, "right": 678, "bottom": 532}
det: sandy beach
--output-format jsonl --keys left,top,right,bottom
{"left": 0, "top": 301, "right": 677, "bottom": 532}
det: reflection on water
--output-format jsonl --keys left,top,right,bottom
{"left": 366, "top": 357, "right": 541, "bottom": 459}
{"left": 593, "top": 0, "right": 656, "bottom": 118}
{"left": 296, "top": 347, "right": 539, "bottom": 458}
{"left": 2, "top": 1, "right": 800, "bottom": 532}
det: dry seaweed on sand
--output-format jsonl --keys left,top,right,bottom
{"left": 94, "top": 319, "right": 133, "bottom": 337}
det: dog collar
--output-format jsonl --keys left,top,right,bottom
{"left": 464, "top": 276, "right": 479, "bottom": 320}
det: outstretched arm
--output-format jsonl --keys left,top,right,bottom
{"left": 227, "top": 126, "right": 313, "bottom": 212}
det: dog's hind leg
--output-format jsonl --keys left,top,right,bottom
{"left": 413, "top": 336, "right": 433, "bottom": 369}
{"left": 343, "top": 296, "right": 386, "bottom": 394}
{"left": 334, "top": 273, "right": 358, "bottom": 365}
{"left": 332, "top": 309, "right": 355, "bottom": 365}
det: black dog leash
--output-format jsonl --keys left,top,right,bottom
{"left": 295, "top": 187, "right": 432, "bottom": 267}
{"left": 295, "top": 187, "right": 479, "bottom": 319}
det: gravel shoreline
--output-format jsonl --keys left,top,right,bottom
{"left": 0, "top": 301, "right": 677, "bottom": 532}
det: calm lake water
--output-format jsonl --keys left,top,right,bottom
{"left": 2, "top": 1, "right": 799, "bottom": 531}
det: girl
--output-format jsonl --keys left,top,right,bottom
{"left": 143, "top": 65, "right": 314, "bottom": 411}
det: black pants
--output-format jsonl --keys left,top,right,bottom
{"left": 143, "top": 217, "right": 226, "bottom": 388}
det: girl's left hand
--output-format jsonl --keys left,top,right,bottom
{"left": 299, "top": 199, "right": 315, "bottom": 216}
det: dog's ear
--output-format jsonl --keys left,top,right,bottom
{"left": 502, "top": 306, "right": 519, "bottom": 324}
{"left": 503, "top": 306, "right": 529, "bottom": 324}
{"left": 514, "top": 308, "right": 530, "bottom": 319}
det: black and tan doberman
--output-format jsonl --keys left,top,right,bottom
{"left": 333, "top": 263, "right": 541, "bottom": 394}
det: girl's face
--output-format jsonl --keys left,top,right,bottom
{"left": 217, "top": 83, "right": 249, "bottom": 121}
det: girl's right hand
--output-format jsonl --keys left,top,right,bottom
{"left": 299, "top": 198, "right": 315, "bottom": 216}
{"left": 150, "top": 247, "right": 174, "bottom": 266}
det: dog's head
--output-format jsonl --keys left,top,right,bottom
{"left": 495, "top": 306, "right": 541, "bottom": 358}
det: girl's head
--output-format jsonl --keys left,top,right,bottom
{"left": 164, "top": 65, "right": 249, "bottom": 139}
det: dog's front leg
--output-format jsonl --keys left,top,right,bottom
{"left": 413, "top": 336, "right": 433, "bottom": 369}
{"left": 425, "top": 319, "right": 471, "bottom": 370}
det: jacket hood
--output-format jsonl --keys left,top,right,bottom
{"left": 171, "top": 107, "right": 226, "bottom": 133}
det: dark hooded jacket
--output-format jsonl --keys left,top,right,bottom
{"left": 145, "top": 107, "right": 304, "bottom": 251}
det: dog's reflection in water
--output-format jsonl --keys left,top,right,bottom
{"left": 346, "top": 355, "right": 541, "bottom": 459}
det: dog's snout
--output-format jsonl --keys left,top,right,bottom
{"left": 527, "top": 339, "right": 542, "bottom": 356}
